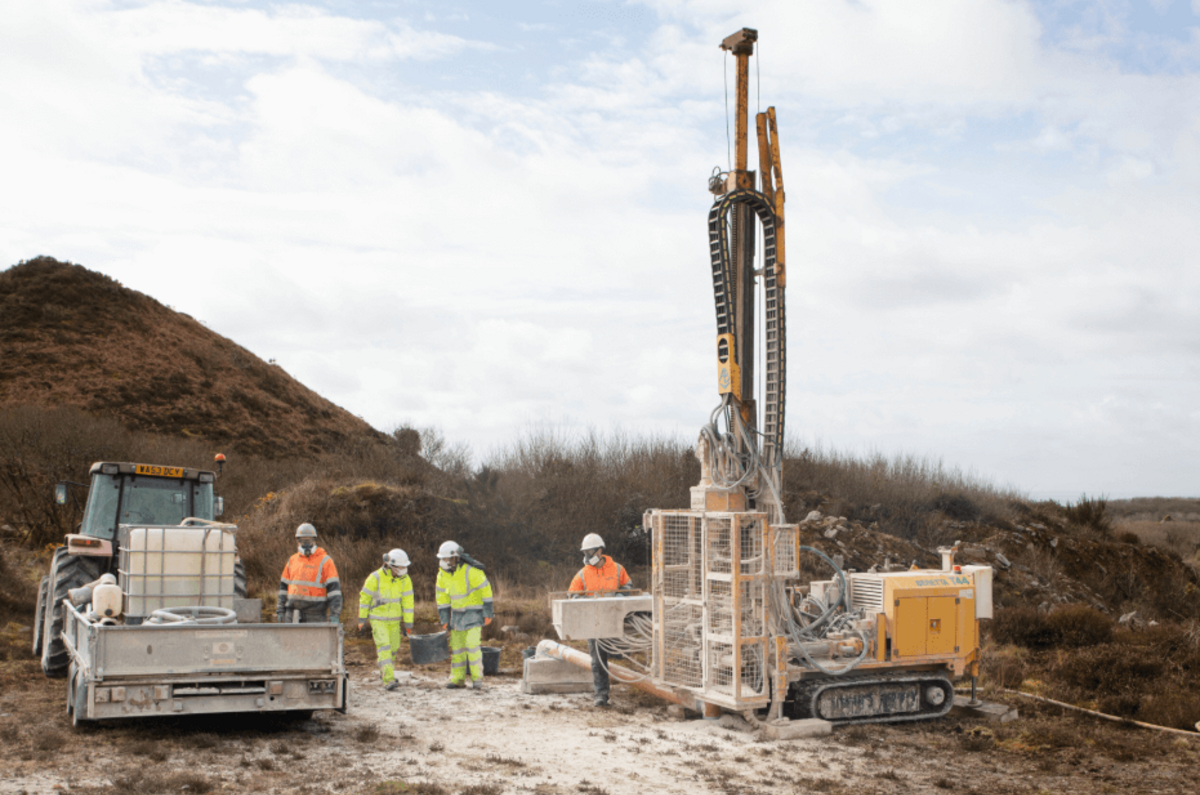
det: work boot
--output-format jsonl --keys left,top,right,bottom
{"left": 385, "top": 681, "right": 400, "bottom": 692}
{"left": 470, "top": 679, "right": 484, "bottom": 691}
{"left": 445, "top": 680, "right": 465, "bottom": 689}
{"left": 593, "top": 697, "right": 609, "bottom": 707}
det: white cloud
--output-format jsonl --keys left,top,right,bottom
{"left": 3, "top": 0, "right": 1199, "bottom": 496}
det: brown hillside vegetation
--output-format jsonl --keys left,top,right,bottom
{"left": 0, "top": 256, "right": 385, "bottom": 457}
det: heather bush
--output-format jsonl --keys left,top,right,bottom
{"left": 990, "top": 606, "right": 1058, "bottom": 649}
{"left": 1046, "top": 605, "right": 1114, "bottom": 648}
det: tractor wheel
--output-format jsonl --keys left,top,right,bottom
{"left": 32, "top": 576, "right": 49, "bottom": 656}
{"left": 234, "top": 559, "right": 247, "bottom": 598}
{"left": 41, "top": 548, "right": 105, "bottom": 678}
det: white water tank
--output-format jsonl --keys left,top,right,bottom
{"left": 120, "top": 525, "right": 237, "bottom": 617}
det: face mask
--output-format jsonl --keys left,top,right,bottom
{"left": 389, "top": 566, "right": 407, "bottom": 578}
{"left": 439, "top": 559, "right": 455, "bottom": 571}
{"left": 584, "top": 551, "right": 602, "bottom": 567}
{"left": 299, "top": 543, "right": 315, "bottom": 556}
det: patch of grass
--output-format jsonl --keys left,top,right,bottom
{"left": 485, "top": 753, "right": 526, "bottom": 768}
{"left": 460, "top": 786, "right": 502, "bottom": 795}
{"left": 355, "top": 725, "right": 381, "bottom": 743}
{"left": 112, "top": 769, "right": 216, "bottom": 794}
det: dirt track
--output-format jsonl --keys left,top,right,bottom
{"left": 1, "top": 633, "right": 1197, "bottom": 795}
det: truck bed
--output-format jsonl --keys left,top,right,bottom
{"left": 63, "top": 603, "right": 347, "bottom": 720}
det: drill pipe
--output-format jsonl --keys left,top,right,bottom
{"left": 535, "top": 639, "right": 720, "bottom": 717}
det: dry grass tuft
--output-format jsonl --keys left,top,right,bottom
{"left": 354, "top": 725, "right": 380, "bottom": 744}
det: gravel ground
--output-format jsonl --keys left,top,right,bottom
{"left": 0, "top": 635, "right": 1196, "bottom": 795}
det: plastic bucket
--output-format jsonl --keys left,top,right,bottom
{"left": 521, "top": 646, "right": 537, "bottom": 660}
{"left": 482, "top": 646, "right": 502, "bottom": 675}
{"left": 409, "top": 631, "right": 450, "bottom": 665}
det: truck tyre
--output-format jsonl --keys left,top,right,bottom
{"left": 32, "top": 576, "right": 49, "bottom": 656}
{"left": 71, "top": 666, "right": 90, "bottom": 727}
{"left": 235, "top": 559, "right": 247, "bottom": 598}
{"left": 41, "top": 548, "right": 105, "bottom": 678}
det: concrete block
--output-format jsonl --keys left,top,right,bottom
{"left": 521, "top": 656, "right": 594, "bottom": 695}
{"left": 552, "top": 594, "right": 653, "bottom": 640}
{"left": 951, "top": 695, "right": 1019, "bottom": 723}
{"left": 761, "top": 718, "right": 832, "bottom": 740}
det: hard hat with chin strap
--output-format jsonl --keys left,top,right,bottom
{"left": 437, "top": 540, "right": 462, "bottom": 559}
{"left": 580, "top": 533, "right": 605, "bottom": 551}
{"left": 384, "top": 549, "right": 410, "bottom": 568}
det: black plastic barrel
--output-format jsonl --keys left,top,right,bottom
{"left": 409, "top": 631, "right": 450, "bottom": 664}
{"left": 482, "top": 646, "right": 501, "bottom": 675}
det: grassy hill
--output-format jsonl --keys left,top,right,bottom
{"left": 0, "top": 256, "right": 385, "bottom": 457}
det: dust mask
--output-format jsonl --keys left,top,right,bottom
{"left": 298, "top": 542, "right": 316, "bottom": 556}
{"left": 390, "top": 567, "right": 407, "bottom": 578}
{"left": 439, "top": 559, "right": 454, "bottom": 571}
{"left": 584, "top": 550, "right": 602, "bottom": 567}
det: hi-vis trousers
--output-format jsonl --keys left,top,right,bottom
{"left": 449, "top": 626, "right": 483, "bottom": 683}
{"left": 372, "top": 620, "right": 404, "bottom": 683}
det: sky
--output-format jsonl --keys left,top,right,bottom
{"left": 2, "top": 0, "right": 1198, "bottom": 501}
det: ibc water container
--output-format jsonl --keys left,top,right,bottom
{"left": 120, "top": 525, "right": 237, "bottom": 617}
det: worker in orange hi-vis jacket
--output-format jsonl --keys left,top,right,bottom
{"left": 568, "top": 533, "right": 631, "bottom": 707}
{"left": 277, "top": 523, "right": 342, "bottom": 624}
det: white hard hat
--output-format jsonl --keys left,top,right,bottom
{"left": 296, "top": 523, "right": 317, "bottom": 539}
{"left": 384, "top": 549, "right": 410, "bottom": 568}
{"left": 437, "top": 540, "right": 462, "bottom": 559}
{"left": 580, "top": 533, "right": 605, "bottom": 551}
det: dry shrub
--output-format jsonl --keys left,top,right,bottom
{"left": 113, "top": 769, "right": 215, "bottom": 794}
{"left": 0, "top": 546, "right": 38, "bottom": 630}
{"left": 981, "top": 649, "right": 1026, "bottom": 689}
{"left": 1063, "top": 494, "right": 1113, "bottom": 535}
{"left": 990, "top": 607, "right": 1057, "bottom": 649}
{"left": 1046, "top": 605, "right": 1113, "bottom": 648}
{"left": 782, "top": 444, "right": 1018, "bottom": 542}
{"left": 1137, "top": 691, "right": 1200, "bottom": 731}
{"left": 1052, "top": 644, "right": 1163, "bottom": 694}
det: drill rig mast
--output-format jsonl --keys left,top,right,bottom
{"left": 701, "top": 27, "right": 788, "bottom": 526}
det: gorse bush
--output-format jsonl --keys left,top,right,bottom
{"left": 1064, "top": 493, "right": 1113, "bottom": 535}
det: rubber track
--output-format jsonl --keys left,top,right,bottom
{"left": 790, "top": 671, "right": 955, "bottom": 725}
{"left": 707, "top": 189, "right": 786, "bottom": 469}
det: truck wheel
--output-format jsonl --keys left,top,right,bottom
{"left": 41, "top": 548, "right": 105, "bottom": 678}
{"left": 234, "top": 559, "right": 247, "bottom": 598}
{"left": 67, "top": 661, "right": 77, "bottom": 716}
{"left": 32, "top": 576, "right": 49, "bottom": 656}
{"left": 71, "top": 667, "right": 90, "bottom": 727}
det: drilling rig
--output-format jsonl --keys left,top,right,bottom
{"left": 537, "top": 28, "right": 993, "bottom": 728}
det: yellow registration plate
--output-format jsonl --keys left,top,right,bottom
{"left": 134, "top": 464, "right": 184, "bottom": 478}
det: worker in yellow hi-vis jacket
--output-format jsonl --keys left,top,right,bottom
{"left": 434, "top": 541, "right": 493, "bottom": 690}
{"left": 358, "top": 549, "right": 415, "bottom": 691}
